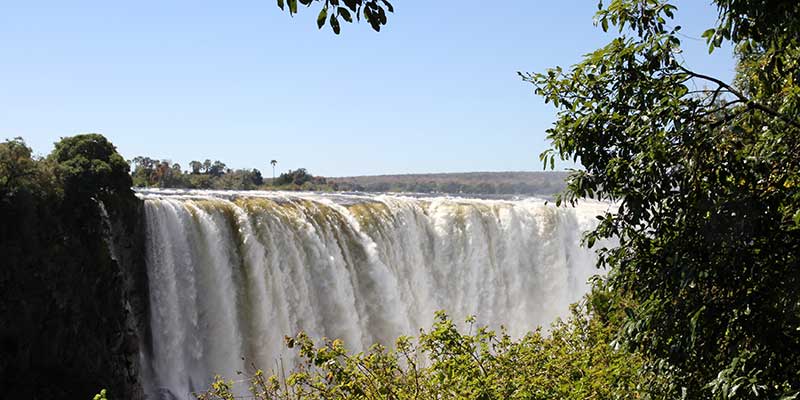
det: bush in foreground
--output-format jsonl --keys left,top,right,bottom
{"left": 196, "top": 290, "right": 671, "bottom": 400}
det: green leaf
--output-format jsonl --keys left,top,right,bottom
{"left": 338, "top": 7, "right": 352, "bottom": 23}
{"left": 317, "top": 7, "right": 327, "bottom": 29}
{"left": 277, "top": 0, "right": 284, "bottom": 10}
{"left": 343, "top": 0, "right": 357, "bottom": 11}
{"left": 288, "top": 0, "right": 298, "bottom": 14}
{"left": 378, "top": 6, "right": 387, "bottom": 25}
{"left": 365, "top": 7, "right": 380, "bottom": 31}
{"left": 690, "top": 306, "right": 705, "bottom": 340}
{"left": 624, "top": 308, "right": 635, "bottom": 319}
{"left": 330, "top": 14, "right": 341, "bottom": 34}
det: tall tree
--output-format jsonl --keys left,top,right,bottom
{"left": 190, "top": 160, "right": 203, "bottom": 174}
{"left": 527, "top": 0, "right": 800, "bottom": 398}
{"left": 51, "top": 134, "right": 132, "bottom": 203}
{"left": 0, "top": 137, "right": 39, "bottom": 196}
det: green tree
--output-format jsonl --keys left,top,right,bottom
{"left": 526, "top": 0, "right": 800, "bottom": 397}
{"left": 211, "top": 168, "right": 264, "bottom": 190}
{"left": 50, "top": 134, "right": 132, "bottom": 202}
{"left": 147, "top": 160, "right": 186, "bottom": 188}
{"left": 130, "top": 156, "right": 156, "bottom": 186}
{"left": 251, "top": 168, "right": 264, "bottom": 186}
{"left": 208, "top": 160, "right": 227, "bottom": 178}
{"left": 190, "top": 160, "right": 203, "bottom": 174}
{"left": 0, "top": 137, "right": 40, "bottom": 195}
{"left": 275, "top": 168, "right": 322, "bottom": 186}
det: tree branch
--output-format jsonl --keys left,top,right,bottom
{"left": 710, "top": 104, "right": 754, "bottom": 129}
{"left": 678, "top": 65, "right": 800, "bottom": 131}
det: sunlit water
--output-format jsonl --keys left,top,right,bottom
{"left": 136, "top": 189, "right": 612, "bottom": 399}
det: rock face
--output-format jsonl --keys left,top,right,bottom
{"left": 101, "top": 198, "right": 151, "bottom": 400}
{"left": 0, "top": 191, "right": 148, "bottom": 399}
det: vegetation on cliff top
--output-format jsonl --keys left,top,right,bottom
{"left": 130, "top": 156, "right": 266, "bottom": 190}
{"left": 0, "top": 134, "right": 141, "bottom": 399}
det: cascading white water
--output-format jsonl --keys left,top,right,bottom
{"left": 137, "top": 189, "right": 611, "bottom": 399}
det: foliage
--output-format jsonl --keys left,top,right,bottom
{"left": 274, "top": 168, "right": 326, "bottom": 186}
{"left": 197, "top": 294, "right": 666, "bottom": 400}
{"left": 0, "top": 138, "right": 58, "bottom": 211}
{"left": 92, "top": 389, "right": 109, "bottom": 400}
{"left": 130, "top": 156, "right": 340, "bottom": 191}
{"left": 130, "top": 156, "right": 264, "bottom": 190}
{"left": 525, "top": 0, "right": 800, "bottom": 398}
{"left": 275, "top": 0, "right": 393, "bottom": 34}
{"left": 0, "top": 137, "right": 43, "bottom": 196}
{"left": 50, "top": 134, "right": 132, "bottom": 202}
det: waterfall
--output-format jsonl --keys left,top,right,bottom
{"left": 137, "top": 189, "right": 610, "bottom": 399}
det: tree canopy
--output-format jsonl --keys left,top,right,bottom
{"left": 0, "top": 137, "right": 41, "bottom": 197}
{"left": 50, "top": 134, "right": 132, "bottom": 202}
{"left": 274, "top": 168, "right": 327, "bottom": 186}
{"left": 526, "top": 0, "right": 800, "bottom": 397}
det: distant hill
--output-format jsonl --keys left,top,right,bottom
{"left": 328, "top": 171, "right": 569, "bottom": 196}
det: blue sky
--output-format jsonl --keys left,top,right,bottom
{"left": 1, "top": 1, "right": 734, "bottom": 176}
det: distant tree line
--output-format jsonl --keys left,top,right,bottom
{"left": 130, "top": 157, "right": 263, "bottom": 190}
{"left": 130, "top": 157, "right": 335, "bottom": 191}
{"left": 129, "top": 157, "right": 567, "bottom": 195}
